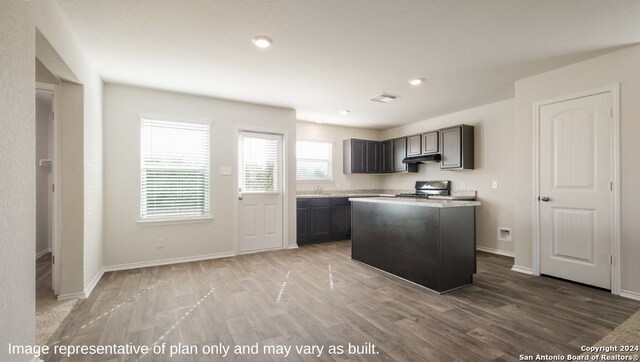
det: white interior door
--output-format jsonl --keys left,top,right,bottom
{"left": 237, "top": 131, "right": 284, "bottom": 253}
{"left": 539, "top": 92, "right": 613, "bottom": 289}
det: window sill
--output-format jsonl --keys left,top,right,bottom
{"left": 297, "top": 179, "right": 335, "bottom": 184}
{"left": 137, "top": 216, "right": 213, "bottom": 227}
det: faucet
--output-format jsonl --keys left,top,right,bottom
{"left": 315, "top": 185, "right": 324, "bottom": 195}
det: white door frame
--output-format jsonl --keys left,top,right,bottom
{"left": 233, "top": 126, "right": 289, "bottom": 255}
{"left": 532, "top": 84, "right": 621, "bottom": 295}
{"left": 36, "top": 82, "right": 62, "bottom": 296}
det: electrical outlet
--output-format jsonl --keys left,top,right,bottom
{"left": 156, "top": 238, "right": 165, "bottom": 248}
{"left": 492, "top": 181, "right": 498, "bottom": 189}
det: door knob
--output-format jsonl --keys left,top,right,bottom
{"left": 539, "top": 196, "right": 550, "bottom": 202}
{"left": 238, "top": 196, "right": 243, "bottom": 200}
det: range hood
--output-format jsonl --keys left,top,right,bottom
{"left": 402, "top": 154, "right": 441, "bottom": 164}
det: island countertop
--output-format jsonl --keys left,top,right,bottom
{"left": 348, "top": 196, "right": 481, "bottom": 208}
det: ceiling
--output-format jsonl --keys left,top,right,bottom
{"left": 57, "top": 0, "right": 640, "bottom": 129}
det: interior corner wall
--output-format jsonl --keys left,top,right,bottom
{"left": 30, "top": 0, "right": 104, "bottom": 295}
{"left": 0, "top": 1, "right": 36, "bottom": 360}
{"left": 514, "top": 44, "right": 640, "bottom": 295}
{"left": 379, "top": 99, "right": 516, "bottom": 255}
{"left": 103, "top": 84, "right": 297, "bottom": 267}
{"left": 296, "top": 121, "right": 383, "bottom": 192}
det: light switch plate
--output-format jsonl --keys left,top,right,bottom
{"left": 219, "top": 166, "right": 232, "bottom": 176}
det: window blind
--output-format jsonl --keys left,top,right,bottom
{"left": 242, "top": 136, "right": 280, "bottom": 193}
{"left": 141, "top": 117, "right": 210, "bottom": 219}
{"left": 296, "top": 140, "right": 333, "bottom": 180}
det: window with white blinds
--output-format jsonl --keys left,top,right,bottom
{"left": 296, "top": 140, "right": 333, "bottom": 180}
{"left": 140, "top": 116, "right": 210, "bottom": 220}
{"left": 241, "top": 135, "right": 280, "bottom": 193}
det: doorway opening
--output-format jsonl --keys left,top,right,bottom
{"left": 35, "top": 87, "right": 55, "bottom": 299}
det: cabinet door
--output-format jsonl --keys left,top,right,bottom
{"left": 310, "top": 199, "right": 332, "bottom": 242}
{"left": 366, "top": 141, "right": 380, "bottom": 173}
{"left": 296, "top": 199, "right": 310, "bottom": 244}
{"left": 393, "top": 137, "right": 408, "bottom": 172}
{"left": 381, "top": 140, "right": 393, "bottom": 173}
{"left": 331, "top": 199, "right": 351, "bottom": 241}
{"left": 422, "top": 131, "right": 439, "bottom": 155}
{"left": 407, "top": 135, "right": 422, "bottom": 156}
{"left": 440, "top": 126, "right": 462, "bottom": 169}
{"left": 351, "top": 139, "right": 366, "bottom": 173}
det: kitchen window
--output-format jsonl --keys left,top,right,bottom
{"left": 140, "top": 115, "right": 211, "bottom": 222}
{"left": 296, "top": 140, "right": 333, "bottom": 181}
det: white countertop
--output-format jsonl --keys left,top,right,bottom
{"left": 349, "top": 197, "right": 481, "bottom": 208}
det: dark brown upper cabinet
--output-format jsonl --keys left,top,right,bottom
{"left": 380, "top": 140, "right": 394, "bottom": 173}
{"left": 440, "top": 125, "right": 474, "bottom": 170}
{"left": 344, "top": 137, "right": 417, "bottom": 174}
{"left": 365, "top": 141, "right": 380, "bottom": 173}
{"left": 343, "top": 139, "right": 366, "bottom": 173}
{"left": 393, "top": 137, "right": 418, "bottom": 173}
{"left": 421, "top": 131, "right": 439, "bottom": 155}
{"left": 407, "top": 134, "right": 422, "bottom": 156}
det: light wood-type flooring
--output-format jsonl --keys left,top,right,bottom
{"left": 44, "top": 241, "right": 640, "bottom": 361}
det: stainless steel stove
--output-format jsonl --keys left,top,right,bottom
{"left": 395, "top": 180, "right": 450, "bottom": 199}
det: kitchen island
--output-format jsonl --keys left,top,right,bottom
{"left": 349, "top": 197, "right": 481, "bottom": 293}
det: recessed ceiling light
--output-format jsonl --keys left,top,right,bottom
{"left": 408, "top": 78, "right": 425, "bottom": 86}
{"left": 339, "top": 110, "right": 350, "bottom": 115}
{"left": 252, "top": 36, "right": 273, "bottom": 48}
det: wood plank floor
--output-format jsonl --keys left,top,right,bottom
{"left": 45, "top": 241, "right": 639, "bottom": 361}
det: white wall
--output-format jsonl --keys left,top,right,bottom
{"left": 296, "top": 121, "right": 382, "bottom": 192}
{"left": 379, "top": 99, "right": 516, "bottom": 254}
{"left": 514, "top": 44, "right": 640, "bottom": 296}
{"left": 0, "top": 1, "right": 36, "bottom": 360}
{"left": 30, "top": 0, "right": 104, "bottom": 296}
{"left": 36, "top": 90, "right": 53, "bottom": 256}
{"left": 103, "top": 84, "right": 297, "bottom": 267}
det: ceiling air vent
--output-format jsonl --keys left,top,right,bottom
{"left": 369, "top": 93, "right": 400, "bottom": 103}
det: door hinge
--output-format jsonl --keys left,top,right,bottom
{"left": 52, "top": 183, "right": 55, "bottom": 192}
{"left": 52, "top": 255, "right": 55, "bottom": 264}
{"left": 609, "top": 254, "right": 613, "bottom": 265}
{"left": 610, "top": 108, "right": 613, "bottom": 118}
{"left": 609, "top": 181, "right": 613, "bottom": 191}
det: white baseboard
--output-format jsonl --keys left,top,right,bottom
{"left": 620, "top": 289, "right": 640, "bottom": 301}
{"left": 84, "top": 267, "right": 105, "bottom": 298}
{"left": 511, "top": 265, "right": 535, "bottom": 275}
{"left": 476, "top": 246, "right": 514, "bottom": 258}
{"left": 57, "top": 291, "right": 85, "bottom": 300}
{"left": 287, "top": 244, "right": 299, "bottom": 249}
{"left": 36, "top": 248, "right": 52, "bottom": 260}
{"left": 104, "top": 251, "right": 236, "bottom": 272}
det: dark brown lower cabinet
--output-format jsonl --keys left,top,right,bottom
{"left": 331, "top": 198, "right": 351, "bottom": 241}
{"left": 309, "top": 198, "right": 332, "bottom": 243}
{"left": 297, "top": 197, "right": 351, "bottom": 245}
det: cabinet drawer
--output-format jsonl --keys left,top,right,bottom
{"left": 296, "top": 199, "right": 310, "bottom": 208}
{"left": 331, "top": 197, "right": 350, "bottom": 206}
{"left": 310, "top": 198, "right": 331, "bottom": 207}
